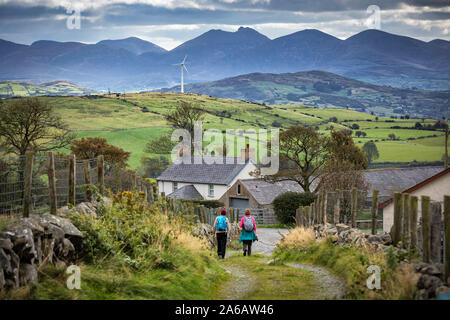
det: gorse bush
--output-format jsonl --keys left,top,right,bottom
{"left": 273, "top": 192, "right": 316, "bottom": 224}
{"left": 69, "top": 191, "right": 209, "bottom": 271}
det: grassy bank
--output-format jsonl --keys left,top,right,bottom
{"left": 1, "top": 192, "right": 225, "bottom": 300}
{"left": 273, "top": 227, "right": 418, "bottom": 299}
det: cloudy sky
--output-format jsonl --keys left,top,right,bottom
{"left": 1, "top": 0, "right": 449, "bottom": 50}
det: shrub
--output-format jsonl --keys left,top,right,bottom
{"left": 273, "top": 192, "right": 316, "bottom": 224}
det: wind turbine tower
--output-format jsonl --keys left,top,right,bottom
{"left": 173, "top": 55, "right": 188, "bottom": 93}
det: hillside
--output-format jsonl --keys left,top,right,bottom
{"left": 1, "top": 28, "right": 449, "bottom": 92}
{"left": 0, "top": 80, "right": 96, "bottom": 97}
{"left": 4, "top": 93, "right": 444, "bottom": 170}
{"left": 157, "top": 71, "right": 450, "bottom": 119}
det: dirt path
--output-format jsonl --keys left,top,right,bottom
{"left": 216, "top": 228, "right": 346, "bottom": 300}
{"left": 284, "top": 263, "right": 346, "bottom": 299}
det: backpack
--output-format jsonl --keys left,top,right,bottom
{"left": 243, "top": 216, "right": 254, "bottom": 232}
{"left": 216, "top": 216, "right": 227, "bottom": 231}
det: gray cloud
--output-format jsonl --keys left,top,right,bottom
{"left": 0, "top": 0, "right": 449, "bottom": 48}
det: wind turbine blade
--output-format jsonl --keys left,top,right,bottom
{"left": 183, "top": 65, "right": 188, "bottom": 73}
{"left": 182, "top": 55, "right": 187, "bottom": 64}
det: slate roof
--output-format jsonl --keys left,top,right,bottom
{"left": 157, "top": 156, "right": 251, "bottom": 185}
{"left": 167, "top": 185, "right": 203, "bottom": 200}
{"left": 364, "top": 166, "right": 443, "bottom": 198}
{"left": 239, "top": 166, "right": 444, "bottom": 205}
{"left": 379, "top": 167, "right": 450, "bottom": 208}
{"left": 240, "top": 179, "right": 303, "bottom": 205}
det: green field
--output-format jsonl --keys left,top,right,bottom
{"left": 3, "top": 92, "right": 447, "bottom": 170}
{"left": 0, "top": 80, "right": 95, "bottom": 97}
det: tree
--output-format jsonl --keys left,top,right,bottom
{"left": 0, "top": 98, "right": 74, "bottom": 155}
{"left": 262, "top": 126, "right": 329, "bottom": 193}
{"left": 140, "top": 155, "right": 170, "bottom": 178}
{"left": 388, "top": 133, "right": 396, "bottom": 140}
{"left": 165, "top": 101, "right": 206, "bottom": 137}
{"left": 329, "top": 116, "right": 338, "bottom": 123}
{"left": 145, "top": 134, "right": 177, "bottom": 155}
{"left": 362, "top": 141, "right": 379, "bottom": 164}
{"left": 351, "top": 123, "right": 360, "bottom": 130}
{"left": 355, "top": 131, "right": 363, "bottom": 138}
{"left": 70, "top": 137, "right": 130, "bottom": 167}
{"left": 318, "top": 130, "right": 368, "bottom": 193}
{"left": 260, "top": 127, "right": 367, "bottom": 193}
{"left": 361, "top": 132, "right": 367, "bottom": 137}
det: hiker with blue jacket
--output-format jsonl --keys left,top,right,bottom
{"left": 214, "top": 209, "right": 230, "bottom": 259}
{"left": 239, "top": 209, "right": 258, "bottom": 256}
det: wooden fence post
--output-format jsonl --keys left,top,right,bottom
{"left": 23, "top": 152, "right": 34, "bottom": 218}
{"left": 392, "top": 192, "right": 403, "bottom": 246}
{"left": 403, "top": 193, "right": 410, "bottom": 249}
{"left": 323, "top": 192, "right": 328, "bottom": 224}
{"left": 295, "top": 207, "right": 301, "bottom": 227}
{"left": 422, "top": 195, "right": 431, "bottom": 263}
{"left": 410, "top": 195, "right": 418, "bottom": 250}
{"left": 333, "top": 190, "right": 340, "bottom": 225}
{"left": 68, "top": 154, "right": 76, "bottom": 205}
{"left": 83, "top": 160, "right": 92, "bottom": 202}
{"left": 444, "top": 196, "right": 450, "bottom": 284}
{"left": 131, "top": 172, "right": 137, "bottom": 191}
{"left": 430, "top": 201, "right": 442, "bottom": 264}
{"left": 371, "top": 189, "right": 379, "bottom": 235}
{"left": 311, "top": 203, "right": 315, "bottom": 225}
{"left": 351, "top": 187, "right": 358, "bottom": 228}
{"left": 47, "top": 151, "right": 57, "bottom": 215}
{"left": 97, "top": 155, "right": 104, "bottom": 195}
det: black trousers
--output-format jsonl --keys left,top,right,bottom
{"left": 243, "top": 240, "right": 253, "bottom": 256}
{"left": 216, "top": 232, "right": 227, "bottom": 258}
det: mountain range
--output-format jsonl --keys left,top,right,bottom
{"left": 1, "top": 27, "right": 450, "bottom": 91}
{"left": 157, "top": 70, "right": 450, "bottom": 119}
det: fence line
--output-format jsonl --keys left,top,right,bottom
{"left": 0, "top": 152, "right": 160, "bottom": 216}
{"left": 296, "top": 189, "right": 450, "bottom": 281}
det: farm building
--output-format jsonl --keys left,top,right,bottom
{"left": 156, "top": 154, "right": 258, "bottom": 201}
{"left": 379, "top": 167, "right": 450, "bottom": 232}
{"left": 219, "top": 179, "right": 303, "bottom": 210}
{"left": 364, "top": 166, "right": 444, "bottom": 203}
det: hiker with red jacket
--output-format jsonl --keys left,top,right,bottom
{"left": 214, "top": 209, "right": 230, "bottom": 259}
{"left": 239, "top": 209, "right": 258, "bottom": 256}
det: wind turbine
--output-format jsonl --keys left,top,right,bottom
{"left": 173, "top": 55, "right": 188, "bottom": 93}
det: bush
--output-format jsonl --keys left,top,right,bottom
{"left": 273, "top": 192, "right": 316, "bottom": 224}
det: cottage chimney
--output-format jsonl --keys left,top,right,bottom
{"left": 240, "top": 144, "right": 254, "bottom": 162}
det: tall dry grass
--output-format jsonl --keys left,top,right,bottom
{"left": 280, "top": 227, "right": 316, "bottom": 249}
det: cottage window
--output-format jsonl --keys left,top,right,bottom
{"left": 208, "top": 184, "right": 214, "bottom": 197}
{"left": 173, "top": 182, "right": 178, "bottom": 191}
{"left": 237, "top": 184, "right": 241, "bottom": 195}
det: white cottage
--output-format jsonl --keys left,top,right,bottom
{"left": 156, "top": 154, "right": 258, "bottom": 201}
{"left": 380, "top": 167, "right": 450, "bottom": 232}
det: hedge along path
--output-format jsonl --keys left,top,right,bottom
{"left": 213, "top": 228, "right": 345, "bottom": 300}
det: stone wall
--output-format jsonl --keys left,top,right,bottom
{"left": 313, "top": 223, "right": 450, "bottom": 299}
{"left": 0, "top": 199, "right": 103, "bottom": 291}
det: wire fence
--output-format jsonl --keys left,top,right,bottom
{"left": 0, "top": 153, "right": 147, "bottom": 216}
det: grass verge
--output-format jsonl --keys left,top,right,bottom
{"left": 273, "top": 228, "right": 419, "bottom": 300}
